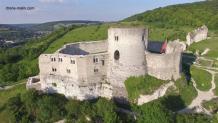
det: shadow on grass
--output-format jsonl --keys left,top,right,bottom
{"left": 0, "top": 105, "right": 6, "bottom": 113}
{"left": 182, "top": 53, "right": 197, "bottom": 85}
{"left": 161, "top": 95, "right": 186, "bottom": 112}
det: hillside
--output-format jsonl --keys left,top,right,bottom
{"left": 1, "top": 1, "right": 218, "bottom": 123}
{"left": 0, "top": 20, "right": 102, "bottom": 46}
{"left": 29, "top": 20, "right": 102, "bottom": 32}
{"left": 124, "top": 0, "right": 218, "bottom": 30}
{"left": 2, "top": 0, "right": 218, "bottom": 85}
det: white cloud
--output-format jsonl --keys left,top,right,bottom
{"left": 39, "top": 0, "right": 64, "bottom": 3}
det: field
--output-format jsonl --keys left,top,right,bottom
{"left": 191, "top": 66, "right": 212, "bottom": 91}
{"left": 188, "top": 36, "right": 218, "bottom": 59}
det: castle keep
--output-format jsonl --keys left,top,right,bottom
{"left": 27, "top": 27, "right": 184, "bottom": 100}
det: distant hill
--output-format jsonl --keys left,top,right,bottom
{"left": 124, "top": 0, "right": 218, "bottom": 29}
{"left": 0, "top": 20, "right": 102, "bottom": 43}
{"left": 29, "top": 20, "right": 102, "bottom": 32}
{"left": 0, "top": 24, "right": 35, "bottom": 42}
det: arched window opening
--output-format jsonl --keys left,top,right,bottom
{"left": 114, "top": 50, "right": 120, "bottom": 60}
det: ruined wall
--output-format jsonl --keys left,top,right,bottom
{"left": 145, "top": 41, "right": 183, "bottom": 80}
{"left": 40, "top": 74, "right": 112, "bottom": 100}
{"left": 146, "top": 52, "right": 181, "bottom": 80}
{"left": 186, "top": 25, "right": 208, "bottom": 46}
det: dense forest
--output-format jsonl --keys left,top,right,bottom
{"left": 124, "top": 0, "right": 218, "bottom": 30}
{"left": 3, "top": 89, "right": 215, "bottom": 123}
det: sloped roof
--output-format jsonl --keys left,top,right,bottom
{"left": 147, "top": 41, "right": 164, "bottom": 53}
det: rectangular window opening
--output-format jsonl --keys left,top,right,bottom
{"left": 71, "top": 60, "right": 75, "bottom": 64}
{"left": 94, "top": 68, "right": 99, "bottom": 73}
{"left": 102, "top": 60, "right": 105, "bottom": 66}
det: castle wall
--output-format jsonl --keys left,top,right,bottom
{"left": 145, "top": 41, "right": 183, "bottom": 80}
{"left": 186, "top": 25, "right": 208, "bottom": 46}
{"left": 39, "top": 54, "right": 79, "bottom": 80}
{"left": 76, "top": 53, "right": 108, "bottom": 84}
{"left": 145, "top": 51, "right": 181, "bottom": 80}
{"left": 39, "top": 51, "right": 111, "bottom": 100}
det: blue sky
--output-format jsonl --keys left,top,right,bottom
{"left": 0, "top": 0, "right": 202, "bottom": 24}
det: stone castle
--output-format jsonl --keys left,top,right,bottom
{"left": 27, "top": 27, "right": 184, "bottom": 100}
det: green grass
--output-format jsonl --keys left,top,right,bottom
{"left": 44, "top": 24, "right": 109, "bottom": 53}
{"left": 167, "top": 75, "right": 197, "bottom": 105}
{"left": 0, "top": 83, "right": 26, "bottom": 123}
{"left": 188, "top": 37, "right": 218, "bottom": 59}
{"left": 0, "top": 83, "right": 26, "bottom": 107}
{"left": 214, "top": 74, "right": 218, "bottom": 96}
{"left": 125, "top": 75, "right": 168, "bottom": 102}
{"left": 198, "top": 59, "right": 213, "bottom": 67}
{"left": 191, "top": 66, "right": 212, "bottom": 91}
{"left": 202, "top": 98, "right": 218, "bottom": 113}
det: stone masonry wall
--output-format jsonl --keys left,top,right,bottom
{"left": 145, "top": 41, "right": 183, "bottom": 80}
{"left": 186, "top": 25, "right": 208, "bottom": 46}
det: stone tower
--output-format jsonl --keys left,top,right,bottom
{"left": 107, "top": 27, "right": 148, "bottom": 99}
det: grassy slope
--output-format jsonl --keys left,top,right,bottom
{"left": 188, "top": 37, "right": 218, "bottom": 59}
{"left": 125, "top": 75, "right": 168, "bottom": 102}
{"left": 0, "top": 83, "right": 26, "bottom": 123}
{"left": 191, "top": 66, "right": 212, "bottom": 91}
{"left": 45, "top": 24, "right": 109, "bottom": 53}
{"left": 202, "top": 98, "right": 218, "bottom": 113}
{"left": 172, "top": 75, "right": 197, "bottom": 105}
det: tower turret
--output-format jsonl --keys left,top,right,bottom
{"left": 107, "top": 27, "right": 148, "bottom": 98}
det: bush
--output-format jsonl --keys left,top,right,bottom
{"left": 133, "top": 100, "right": 174, "bottom": 123}
{"left": 202, "top": 98, "right": 218, "bottom": 114}
{"left": 176, "top": 114, "right": 211, "bottom": 123}
{"left": 173, "top": 74, "right": 198, "bottom": 105}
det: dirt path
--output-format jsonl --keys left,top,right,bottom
{"left": 137, "top": 82, "right": 174, "bottom": 105}
{"left": 0, "top": 82, "right": 26, "bottom": 91}
{"left": 179, "top": 69, "right": 218, "bottom": 115}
